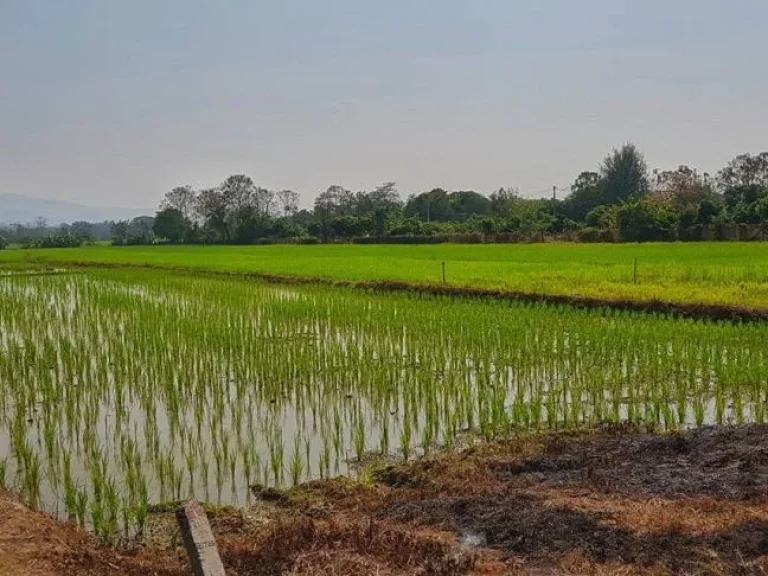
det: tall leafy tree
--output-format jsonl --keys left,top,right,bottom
{"left": 404, "top": 188, "right": 452, "bottom": 221}
{"left": 129, "top": 216, "right": 155, "bottom": 237}
{"left": 70, "top": 221, "right": 94, "bottom": 242}
{"left": 600, "top": 143, "right": 649, "bottom": 203}
{"left": 717, "top": 152, "right": 768, "bottom": 190}
{"left": 715, "top": 153, "right": 768, "bottom": 224}
{"left": 162, "top": 185, "right": 197, "bottom": 221}
{"left": 111, "top": 220, "right": 130, "bottom": 245}
{"left": 275, "top": 189, "right": 300, "bottom": 216}
{"left": 651, "top": 165, "right": 716, "bottom": 209}
{"left": 355, "top": 182, "right": 402, "bottom": 235}
{"left": 195, "top": 187, "right": 229, "bottom": 242}
{"left": 314, "top": 185, "right": 354, "bottom": 241}
{"left": 489, "top": 187, "right": 518, "bottom": 217}
{"left": 219, "top": 175, "right": 263, "bottom": 242}
{"left": 220, "top": 175, "right": 255, "bottom": 214}
{"left": 563, "top": 171, "right": 604, "bottom": 222}
{"left": 572, "top": 172, "right": 601, "bottom": 195}
{"left": 153, "top": 208, "right": 187, "bottom": 243}
{"left": 253, "top": 186, "right": 277, "bottom": 216}
{"left": 448, "top": 191, "right": 491, "bottom": 221}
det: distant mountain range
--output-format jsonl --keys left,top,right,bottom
{"left": 0, "top": 193, "right": 152, "bottom": 226}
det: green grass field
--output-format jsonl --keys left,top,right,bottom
{"left": 2, "top": 242, "right": 768, "bottom": 310}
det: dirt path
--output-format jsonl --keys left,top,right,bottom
{"left": 3, "top": 424, "right": 768, "bottom": 574}
{"left": 0, "top": 493, "right": 183, "bottom": 575}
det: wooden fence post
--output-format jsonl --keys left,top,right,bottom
{"left": 176, "top": 499, "right": 226, "bottom": 576}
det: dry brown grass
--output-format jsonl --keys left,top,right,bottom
{"left": 3, "top": 424, "right": 768, "bottom": 575}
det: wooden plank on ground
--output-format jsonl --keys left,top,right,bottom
{"left": 176, "top": 499, "right": 226, "bottom": 576}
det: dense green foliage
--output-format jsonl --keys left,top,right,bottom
{"left": 146, "top": 147, "right": 768, "bottom": 244}
{"left": 615, "top": 200, "right": 678, "bottom": 242}
{"left": 0, "top": 218, "right": 153, "bottom": 247}
{"left": 111, "top": 217, "right": 155, "bottom": 246}
{"left": 2, "top": 269, "right": 767, "bottom": 540}
{"left": 21, "top": 232, "right": 88, "bottom": 249}
{"left": 3, "top": 242, "right": 768, "bottom": 310}
{"left": 152, "top": 208, "right": 188, "bottom": 243}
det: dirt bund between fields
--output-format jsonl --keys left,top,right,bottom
{"left": 24, "top": 259, "right": 768, "bottom": 323}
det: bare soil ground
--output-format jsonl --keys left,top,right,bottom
{"left": 3, "top": 423, "right": 768, "bottom": 575}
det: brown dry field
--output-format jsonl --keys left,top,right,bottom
{"left": 2, "top": 423, "right": 768, "bottom": 575}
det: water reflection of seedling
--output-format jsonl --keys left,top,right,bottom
{"left": 0, "top": 269, "right": 766, "bottom": 541}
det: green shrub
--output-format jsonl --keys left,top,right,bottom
{"left": 616, "top": 200, "right": 678, "bottom": 242}
{"left": 585, "top": 205, "right": 616, "bottom": 230}
{"left": 23, "top": 234, "right": 85, "bottom": 249}
{"left": 578, "top": 227, "right": 615, "bottom": 243}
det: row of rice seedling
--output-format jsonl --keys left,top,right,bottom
{"left": 5, "top": 242, "right": 768, "bottom": 311}
{"left": 0, "top": 268, "right": 766, "bottom": 540}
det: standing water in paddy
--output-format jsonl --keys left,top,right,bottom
{"left": 1, "top": 269, "right": 767, "bottom": 540}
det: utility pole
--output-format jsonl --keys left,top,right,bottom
{"left": 552, "top": 186, "right": 557, "bottom": 201}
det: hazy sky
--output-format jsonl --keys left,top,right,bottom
{"left": 2, "top": 1, "right": 767, "bottom": 209}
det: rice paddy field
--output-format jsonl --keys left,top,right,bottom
{"left": 1, "top": 263, "right": 768, "bottom": 543}
{"left": 2, "top": 241, "right": 768, "bottom": 311}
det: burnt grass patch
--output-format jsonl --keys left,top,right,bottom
{"left": 222, "top": 518, "right": 477, "bottom": 576}
{"left": 373, "top": 424, "right": 768, "bottom": 573}
{"left": 383, "top": 494, "right": 768, "bottom": 571}
{"left": 492, "top": 424, "right": 768, "bottom": 499}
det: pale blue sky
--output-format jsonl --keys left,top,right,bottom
{"left": 1, "top": 1, "right": 767, "bottom": 209}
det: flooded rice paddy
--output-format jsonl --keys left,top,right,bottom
{"left": 0, "top": 269, "right": 767, "bottom": 540}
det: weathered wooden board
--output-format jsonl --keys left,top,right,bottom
{"left": 176, "top": 499, "right": 226, "bottom": 576}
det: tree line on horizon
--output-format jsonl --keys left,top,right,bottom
{"left": 150, "top": 145, "right": 768, "bottom": 245}
{"left": 0, "top": 217, "right": 153, "bottom": 249}
{"left": 2, "top": 145, "right": 768, "bottom": 249}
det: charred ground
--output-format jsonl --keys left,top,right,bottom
{"left": 3, "top": 424, "right": 768, "bottom": 575}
